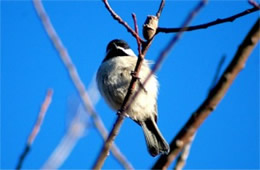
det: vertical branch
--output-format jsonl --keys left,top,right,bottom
{"left": 153, "top": 18, "right": 260, "bottom": 169}
{"left": 93, "top": 1, "right": 166, "bottom": 168}
{"left": 93, "top": 0, "right": 205, "bottom": 169}
{"left": 132, "top": 13, "right": 142, "bottom": 56}
{"left": 126, "top": 0, "right": 207, "bottom": 117}
{"left": 93, "top": 12, "right": 143, "bottom": 170}
{"left": 103, "top": 0, "right": 145, "bottom": 43}
{"left": 16, "top": 89, "right": 53, "bottom": 170}
{"left": 32, "top": 0, "right": 133, "bottom": 169}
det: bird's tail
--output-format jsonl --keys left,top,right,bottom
{"left": 140, "top": 118, "right": 170, "bottom": 157}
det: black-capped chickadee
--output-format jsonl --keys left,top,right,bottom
{"left": 96, "top": 39, "right": 169, "bottom": 156}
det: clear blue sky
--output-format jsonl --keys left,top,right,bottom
{"left": 1, "top": 0, "right": 259, "bottom": 169}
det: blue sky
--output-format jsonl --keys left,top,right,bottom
{"left": 1, "top": 0, "right": 259, "bottom": 169}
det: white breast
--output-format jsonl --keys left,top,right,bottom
{"left": 96, "top": 56, "right": 159, "bottom": 122}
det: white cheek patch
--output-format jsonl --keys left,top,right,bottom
{"left": 125, "top": 48, "right": 137, "bottom": 57}
{"left": 117, "top": 46, "right": 137, "bottom": 57}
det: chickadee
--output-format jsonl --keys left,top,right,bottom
{"left": 96, "top": 39, "right": 169, "bottom": 156}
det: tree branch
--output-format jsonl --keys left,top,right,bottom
{"left": 103, "top": 0, "right": 145, "bottom": 43}
{"left": 132, "top": 13, "right": 142, "bottom": 57}
{"left": 174, "top": 54, "right": 226, "bottom": 169}
{"left": 156, "top": 0, "right": 165, "bottom": 19}
{"left": 152, "top": 18, "right": 260, "bottom": 169}
{"left": 33, "top": 0, "right": 133, "bottom": 169}
{"left": 174, "top": 133, "right": 196, "bottom": 170}
{"left": 92, "top": 0, "right": 167, "bottom": 168}
{"left": 93, "top": 0, "right": 206, "bottom": 168}
{"left": 157, "top": 7, "right": 259, "bottom": 33}
{"left": 248, "top": 0, "right": 260, "bottom": 9}
{"left": 127, "top": 0, "right": 207, "bottom": 115}
{"left": 92, "top": 12, "right": 144, "bottom": 170}
{"left": 16, "top": 89, "right": 53, "bottom": 170}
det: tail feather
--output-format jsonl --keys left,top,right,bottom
{"left": 141, "top": 118, "right": 170, "bottom": 157}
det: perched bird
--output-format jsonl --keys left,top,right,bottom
{"left": 96, "top": 39, "right": 169, "bottom": 156}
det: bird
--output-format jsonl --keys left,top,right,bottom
{"left": 96, "top": 39, "right": 169, "bottom": 156}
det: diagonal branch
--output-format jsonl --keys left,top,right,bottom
{"left": 92, "top": 12, "right": 145, "bottom": 170}
{"left": 127, "top": 0, "right": 207, "bottom": 114}
{"left": 152, "top": 18, "right": 260, "bottom": 169}
{"left": 132, "top": 13, "right": 142, "bottom": 57}
{"left": 174, "top": 133, "right": 196, "bottom": 170}
{"left": 93, "top": 0, "right": 206, "bottom": 169}
{"left": 157, "top": 7, "right": 259, "bottom": 33}
{"left": 248, "top": 0, "right": 260, "bottom": 9}
{"left": 16, "top": 89, "right": 53, "bottom": 170}
{"left": 33, "top": 0, "right": 133, "bottom": 169}
{"left": 156, "top": 0, "right": 165, "bottom": 19}
{"left": 103, "top": 0, "right": 145, "bottom": 43}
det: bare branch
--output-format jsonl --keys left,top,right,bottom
{"left": 157, "top": 7, "right": 259, "bottom": 33}
{"left": 93, "top": 0, "right": 206, "bottom": 169}
{"left": 153, "top": 18, "right": 260, "bottom": 169}
{"left": 93, "top": 11, "right": 145, "bottom": 170}
{"left": 103, "top": 0, "right": 145, "bottom": 43}
{"left": 174, "top": 54, "right": 226, "bottom": 169}
{"left": 156, "top": 0, "right": 165, "bottom": 19}
{"left": 32, "top": 0, "right": 133, "bottom": 169}
{"left": 42, "top": 103, "right": 89, "bottom": 169}
{"left": 127, "top": 0, "right": 207, "bottom": 115}
{"left": 16, "top": 89, "right": 53, "bottom": 170}
{"left": 249, "top": 0, "right": 260, "bottom": 9}
{"left": 174, "top": 134, "right": 196, "bottom": 170}
{"left": 132, "top": 13, "right": 142, "bottom": 57}
{"left": 208, "top": 55, "right": 226, "bottom": 92}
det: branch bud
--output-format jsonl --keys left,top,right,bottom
{"left": 143, "top": 15, "right": 158, "bottom": 40}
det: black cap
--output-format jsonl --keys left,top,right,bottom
{"left": 106, "top": 39, "right": 130, "bottom": 52}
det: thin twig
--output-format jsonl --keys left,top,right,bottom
{"left": 156, "top": 0, "right": 165, "bottom": 19}
{"left": 174, "top": 55, "right": 227, "bottom": 169}
{"left": 153, "top": 18, "right": 260, "bottom": 169}
{"left": 32, "top": 0, "right": 133, "bottom": 169}
{"left": 103, "top": 0, "right": 145, "bottom": 43}
{"left": 249, "top": 0, "right": 260, "bottom": 9}
{"left": 127, "top": 0, "right": 207, "bottom": 115}
{"left": 16, "top": 89, "right": 53, "bottom": 170}
{"left": 93, "top": 1, "right": 165, "bottom": 168}
{"left": 93, "top": 0, "right": 205, "bottom": 169}
{"left": 93, "top": 12, "right": 145, "bottom": 170}
{"left": 209, "top": 55, "right": 226, "bottom": 92}
{"left": 42, "top": 102, "right": 89, "bottom": 169}
{"left": 132, "top": 13, "right": 142, "bottom": 56}
{"left": 157, "top": 7, "right": 259, "bottom": 33}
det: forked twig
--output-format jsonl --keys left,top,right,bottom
{"left": 93, "top": 12, "right": 145, "bottom": 170}
{"left": 93, "top": 0, "right": 206, "bottom": 169}
{"left": 153, "top": 18, "right": 260, "bottom": 169}
{"left": 103, "top": 0, "right": 145, "bottom": 43}
{"left": 33, "top": 0, "right": 133, "bottom": 169}
{"left": 157, "top": 7, "right": 259, "bottom": 33}
{"left": 16, "top": 89, "right": 53, "bottom": 170}
{"left": 127, "top": 0, "right": 207, "bottom": 116}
